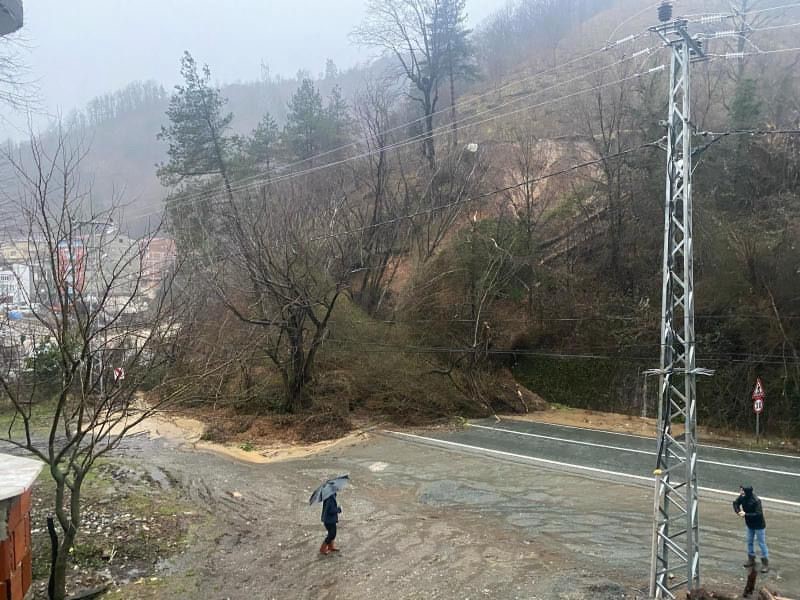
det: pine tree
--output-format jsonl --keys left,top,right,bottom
{"left": 247, "top": 112, "right": 280, "bottom": 172}
{"left": 284, "top": 79, "right": 326, "bottom": 162}
{"left": 157, "top": 52, "right": 235, "bottom": 199}
{"left": 324, "top": 85, "right": 351, "bottom": 152}
{"left": 438, "top": 0, "right": 477, "bottom": 146}
{"left": 283, "top": 79, "right": 352, "bottom": 162}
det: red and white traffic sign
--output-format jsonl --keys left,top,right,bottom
{"left": 113, "top": 367, "right": 126, "bottom": 382}
{"left": 751, "top": 377, "right": 765, "bottom": 402}
{"left": 753, "top": 398, "right": 764, "bottom": 414}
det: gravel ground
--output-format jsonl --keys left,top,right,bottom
{"left": 90, "top": 426, "right": 798, "bottom": 600}
{"left": 23, "top": 459, "right": 195, "bottom": 599}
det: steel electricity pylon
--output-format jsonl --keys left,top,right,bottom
{"left": 648, "top": 4, "right": 709, "bottom": 598}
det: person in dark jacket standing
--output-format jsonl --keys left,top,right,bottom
{"left": 320, "top": 493, "right": 342, "bottom": 555}
{"left": 733, "top": 485, "right": 769, "bottom": 572}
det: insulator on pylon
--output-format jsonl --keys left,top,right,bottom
{"left": 658, "top": 1, "right": 673, "bottom": 22}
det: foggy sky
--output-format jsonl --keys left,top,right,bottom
{"left": 1, "top": 0, "right": 508, "bottom": 140}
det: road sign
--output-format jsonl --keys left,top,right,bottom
{"left": 113, "top": 367, "right": 125, "bottom": 382}
{"left": 751, "top": 377, "right": 765, "bottom": 441}
{"left": 751, "top": 377, "right": 765, "bottom": 402}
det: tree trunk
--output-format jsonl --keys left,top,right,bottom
{"left": 46, "top": 517, "right": 58, "bottom": 600}
{"left": 51, "top": 525, "right": 77, "bottom": 600}
{"left": 423, "top": 94, "right": 436, "bottom": 169}
{"left": 50, "top": 473, "right": 83, "bottom": 600}
{"left": 285, "top": 320, "right": 312, "bottom": 413}
{"left": 449, "top": 58, "right": 458, "bottom": 149}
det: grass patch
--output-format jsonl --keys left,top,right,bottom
{"left": 0, "top": 398, "right": 58, "bottom": 438}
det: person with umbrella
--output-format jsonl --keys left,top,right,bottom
{"left": 309, "top": 474, "right": 349, "bottom": 555}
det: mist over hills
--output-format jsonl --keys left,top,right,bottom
{"left": 2, "top": 0, "right": 627, "bottom": 233}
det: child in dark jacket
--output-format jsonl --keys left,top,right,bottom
{"left": 320, "top": 493, "right": 342, "bottom": 554}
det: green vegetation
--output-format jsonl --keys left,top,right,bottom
{"left": 513, "top": 356, "right": 622, "bottom": 412}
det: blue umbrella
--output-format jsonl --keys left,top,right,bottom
{"left": 308, "top": 474, "right": 350, "bottom": 505}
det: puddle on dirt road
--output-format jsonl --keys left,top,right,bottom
{"left": 418, "top": 480, "right": 508, "bottom": 506}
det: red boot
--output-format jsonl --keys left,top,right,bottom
{"left": 319, "top": 542, "right": 331, "bottom": 555}
{"left": 328, "top": 541, "right": 340, "bottom": 552}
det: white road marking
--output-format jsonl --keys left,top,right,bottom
{"left": 495, "top": 418, "right": 800, "bottom": 460}
{"left": 386, "top": 430, "right": 800, "bottom": 509}
{"left": 387, "top": 430, "right": 651, "bottom": 482}
{"left": 471, "top": 423, "right": 653, "bottom": 454}
{"left": 470, "top": 424, "right": 800, "bottom": 478}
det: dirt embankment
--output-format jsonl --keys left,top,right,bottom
{"left": 132, "top": 410, "right": 370, "bottom": 464}
{"left": 141, "top": 403, "right": 800, "bottom": 466}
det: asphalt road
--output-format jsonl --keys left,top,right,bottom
{"left": 389, "top": 418, "right": 800, "bottom": 508}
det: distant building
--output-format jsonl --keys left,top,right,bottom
{"left": 0, "top": 240, "right": 31, "bottom": 265}
{"left": 0, "top": 264, "right": 32, "bottom": 306}
{"left": 141, "top": 237, "right": 177, "bottom": 298}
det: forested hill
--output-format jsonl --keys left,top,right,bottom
{"left": 3, "top": 0, "right": 621, "bottom": 233}
{"left": 7, "top": 0, "right": 800, "bottom": 433}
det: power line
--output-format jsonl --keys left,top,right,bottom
{"left": 315, "top": 338, "right": 800, "bottom": 366}
{"left": 697, "top": 19, "right": 800, "bottom": 40}
{"left": 324, "top": 313, "right": 800, "bottom": 325}
{"left": 130, "top": 55, "right": 665, "bottom": 224}
{"left": 686, "top": 1, "right": 800, "bottom": 24}
{"left": 310, "top": 139, "right": 661, "bottom": 242}
{"left": 708, "top": 45, "right": 800, "bottom": 58}
{"left": 141, "top": 30, "right": 651, "bottom": 214}
{"left": 163, "top": 126, "right": 800, "bottom": 270}
{"left": 129, "top": 44, "right": 800, "bottom": 226}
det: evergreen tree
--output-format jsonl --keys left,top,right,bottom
{"left": 284, "top": 80, "right": 352, "bottom": 162}
{"left": 354, "top": 0, "right": 476, "bottom": 167}
{"left": 730, "top": 78, "right": 762, "bottom": 129}
{"left": 247, "top": 112, "right": 280, "bottom": 172}
{"left": 324, "top": 58, "right": 339, "bottom": 80}
{"left": 324, "top": 85, "right": 352, "bottom": 152}
{"left": 284, "top": 78, "right": 326, "bottom": 161}
{"left": 157, "top": 52, "right": 236, "bottom": 199}
{"left": 439, "top": 0, "right": 478, "bottom": 145}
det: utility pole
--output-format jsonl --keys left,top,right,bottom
{"left": 648, "top": 4, "right": 709, "bottom": 598}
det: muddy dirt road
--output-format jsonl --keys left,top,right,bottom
{"left": 112, "top": 422, "right": 800, "bottom": 600}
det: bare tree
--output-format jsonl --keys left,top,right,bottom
{"left": 342, "top": 83, "right": 411, "bottom": 315}
{"left": 405, "top": 208, "right": 519, "bottom": 408}
{"left": 0, "top": 35, "right": 36, "bottom": 111}
{"left": 206, "top": 175, "right": 351, "bottom": 412}
{"left": 412, "top": 143, "right": 486, "bottom": 262}
{"left": 353, "top": 0, "right": 473, "bottom": 168}
{"left": 573, "top": 54, "right": 653, "bottom": 282}
{"left": 338, "top": 83, "right": 485, "bottom": 315}
{"left": 505, "top": 120, "right": 556, "bottom": 317}
{"left": 0, "top": 127, "right": 200, "bottom": 600}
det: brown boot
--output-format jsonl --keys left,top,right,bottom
{"left": 743, "top": 554, "right": 756, "bottom": 568}
{"left": 328, "top": 541, "right": 340, "bottom": 552}
{"left": 319, "top": 542, "right": 331, "bottom": 555}
{"left": 760, "top": 557, "right": 769, "bottom": 573}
